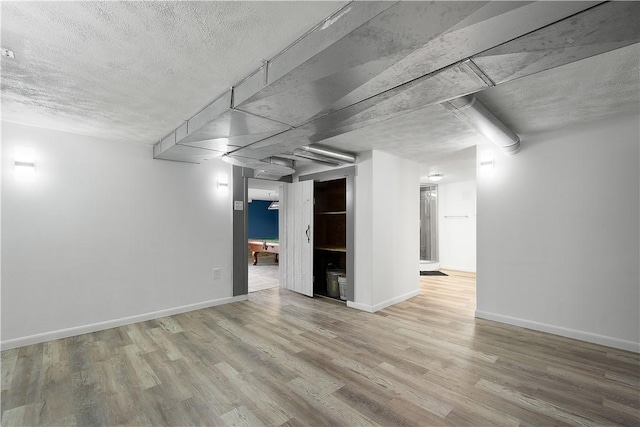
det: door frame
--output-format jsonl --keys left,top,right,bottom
{"left": 232, "top": 166, "right": 292, "bottom": 296}
{"left": 232, "top": 165, "right": 356, "bottom": 299}
{"left": 299, "top": 166, "right": 356, "bottom": 302}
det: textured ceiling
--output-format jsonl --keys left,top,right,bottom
{"left": 477, "top": 43, "right": 640, "bottom": 135}
{"left": 0, "top": 1, "right": 346, "bottom": 143}
{"left": 1, "top": 1, "right": 638, "bottom": 185}
{"left": 319, "top": 43, "right": 639, "bottom": 183}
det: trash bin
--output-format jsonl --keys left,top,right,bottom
{"left": 326, "top": 265, "right": 343, "bottom": 298}
{"left": 338, "top": 275, "right": 347, "bottom": 300}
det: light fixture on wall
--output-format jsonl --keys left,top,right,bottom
{"left": 428, "top": 173, "right": 443, "bottom": 182}
{"left": 14, "top": 147, "right": 36, "bottom": 182}
{"left": 217, "top": 173, "right": 229, "bottom": 193}
{"left": 480, "top": 156, "right": 495, "bottom": 171}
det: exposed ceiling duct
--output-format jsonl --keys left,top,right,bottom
{"left": 292, "top": 150, "right": 341, "bottom": 167}
{"left": 297, "top": 145, "right": 356, "bottom": 164}
{"left": 221, "top": 154, "right": 295, "bottom": 177}
{"left": 444, "top": 95, "right": 520, "bottom": 155}
{"left": 291, "top": 145, "right": 356, "bottom": 167}
{"left": 152, "top": 1, "right": 640, "bottom": 178}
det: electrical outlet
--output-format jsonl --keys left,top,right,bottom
{"left": 213, "top": 268, "right": 221, "bottom": 280}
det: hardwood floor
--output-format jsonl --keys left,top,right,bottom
{"left": 2, "top": 271, "right": 639, "bottom": 426}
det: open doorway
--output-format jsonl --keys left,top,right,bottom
{"left": 420, "top": 184, "right": 440, "bottom": 272}
{"left": 247, "top": 178, "right": 281, "bottom": 292}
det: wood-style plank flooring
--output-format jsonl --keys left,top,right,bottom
{"left": 2, "top": 271, "right": 639, "bottom": 426}
{"left": 248, "top": 255, "right": 280, "bottom": 293}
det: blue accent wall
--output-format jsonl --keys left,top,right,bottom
{"left": 248, "top": 200, "right": 279, "bottom": 239}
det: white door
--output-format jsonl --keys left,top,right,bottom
{"left": 280, "top": 180, "right": 313, "bottom": 296}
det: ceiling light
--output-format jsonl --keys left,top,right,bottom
{"left": 428, "top": 173, "right": 443, "bottom": 182}
{"left": 268, "top": 201, "right": 279, "bottom": 210}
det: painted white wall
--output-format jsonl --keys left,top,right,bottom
{"left": 438, "top": 180, "right": 476, "bottom": 272}
{"left": 1, "top": 122, "right": 236, "bottom": 349}
{"left": 353, "top": 151, "right": 374, "bottom": 308}
{"left": 476, "top": 113, "right": 640, "bottom": 352}
{"left": 351, "top": 150, "right": 420, "bottom": 312}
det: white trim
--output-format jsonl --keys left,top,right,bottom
{"left": 372, "top": 289, "right": 421, "bottom": 312}
{"left": 347, "top": 288, "right": 421, "bottom": 313}
{"left": 346, "top": 301, "right": 374, "bottom": 313}
{"left": 1, "top": 295, "right": 249, "bottom": 351}
{"left": 475, "top": 310, "right": 640, "bottom": 353}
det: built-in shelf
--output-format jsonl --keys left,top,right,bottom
{"left": 315, "top": 246, "right": 347, "bottom": 253}
{"left": 314, "top": 178, "right": 348, "bottom": 297}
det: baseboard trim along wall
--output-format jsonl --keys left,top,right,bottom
{"left": 346, "top": 301, "right": 374, "bottom": 313}
{"left": 475, "top": 310, "right": 640, "bottom": 353}
{"left": 1, "top": 294, "right": 249, "bottom": 351}
{"left": 347, "top": 289, "right": 421, "bottom": 313}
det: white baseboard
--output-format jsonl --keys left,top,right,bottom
{"left": 347, "top": 288, "right": 421, "bottom": 313}
{"left": 475, "top": 310, "right": 640, "bottom": 353}
{"left": 1, "top": 294, "right": 249, "bottom": 351}
{"left": 346, "top": 301, "right": 374, "bottom": 313}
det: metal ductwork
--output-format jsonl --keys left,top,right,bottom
{"left": 221, "top": 154, "right": 295, "bottom": 179}
{"left": 153, "top": 1, "right": 639, "bottom": 176}
{"left": 292, "top": 145, "right": 356, "bottom": 167}
{"left": 297, "top": 146, "right": 356, "bottom": 164}
{"left": 444, "top": 95, "right": 520, "bottom": 155}
{"left": 292, "top": 150, "right": 340, "bottom": 167}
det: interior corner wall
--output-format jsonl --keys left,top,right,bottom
{"left": 353, "top": 151, "right": 373, "bottom": 308}
{"left": 1, "top": 122, "right": 235, "bottom": 350}
{"left": 438, "top": 180, "right": 477, "bottom": 272}
{"left": 352, "top": 150, "right": 420, "bottom": 312}
{"left": 476, "top": 113, "right": 640, "bottom": 352}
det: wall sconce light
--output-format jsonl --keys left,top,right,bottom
{"left": 428, "top": 173, "right": 443, "bottom": 182}
{"left": 480, "top": 158, "right": 494, "bottom": 170}
{"left": 480, "top": 154, "right": 495, "bottom": 173}
{"left": 217, "top": 174, "right": 229, "bottom": 193}
{"left": 15, "top": 147, "right": 36, "bottom": 182}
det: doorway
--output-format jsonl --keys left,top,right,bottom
{"left": 247, "top": 178, "right": 281, "bottom": 292}
{"left": 420, "top": 185, "right": 439, "bottom": 270}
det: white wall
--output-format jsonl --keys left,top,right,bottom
{"left": 352, "top": 150, "right": 420, "bottom": 312}
{"left": 476, "top": 113, "right": 640, "bottom": 352}
{"left": 1, "top": 122, "right": 237, "bottom": 349}
{"left": 354, "top": 152, "right": 374, "bottom": 308}
{"left": 438, "top": 180, "right": 476, "bottom": 272}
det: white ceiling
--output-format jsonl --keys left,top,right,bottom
{"left": 0, "top": 1, "right": 347, "bottom": 143}
{"left": 319, "top": 42, "right": 640, "bottom": 183}
{"left": 2, "top": 2, "right": 638, "bottom": 185}
{"left": 248, "top": 178, "right": 280, "bottom": 202}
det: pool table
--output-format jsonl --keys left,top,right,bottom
{"left": 248, "top": 239, "right": 279, "bottom": 265}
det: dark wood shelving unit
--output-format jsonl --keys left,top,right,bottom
{"left": 313, "top": 178, "right": 347, "bottom": 300}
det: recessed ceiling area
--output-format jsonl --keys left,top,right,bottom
{"left": 1, "top": 1, "right": 639, "bottom": 185}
